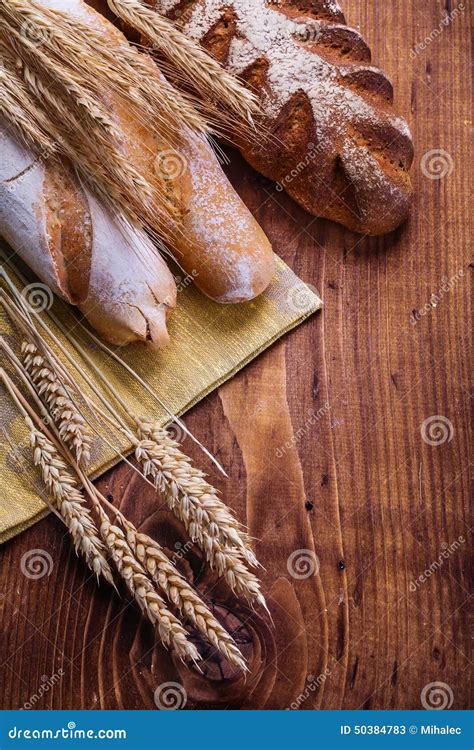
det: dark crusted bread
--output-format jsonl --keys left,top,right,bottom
{"left": 151, "top": 0, "right": 414, "bottom": 235}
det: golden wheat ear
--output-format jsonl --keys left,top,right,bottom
{"left": 0, "top": 0, "right": 203, "bottom": 237}
{"left": 105, "top": 0, "right": 260, "bottom": 126}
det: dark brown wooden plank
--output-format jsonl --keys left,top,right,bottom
{"left": 0, "top": 0, "right": 471, "bottom": 710}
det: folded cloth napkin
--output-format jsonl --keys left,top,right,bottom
{"left": 0, "top": 252, "right": 321, "bottom": 544}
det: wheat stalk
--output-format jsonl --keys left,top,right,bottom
{"left": 97, "top": 508, "right": 200, "bottom": 663}
{"left": 6, "top": 44, "right": 163, "bottom": 219}
{"left": 106, "top": 0, "right": 258, "bottom": 124}
{"left": 1, "top": 361, "right": 201, "bottom": 663}
{"left": 0, "top": 363, "right": 113, "bottom": 587}
{"left": 24, "top": 415, "right": 113, "bottom": 584}
{"left": 0, "top": 55, "right": 58, "bottom": 155}
{"left": 121, "top": 517, "right": 247, "bottom": 670}
{"left": 0, "top": 8, "right": 188, "bottom": 237}
{"left": 22, "top": 342, "right": 92, "bottom": 468}
{"left": 0, "top": 0, "right": 261, "bottom": 242}
{"left": 0, "top": 0, "right": 208, "bottom": 136}
{"left": 0, "top": 60, "right": 149, "bottom": 230}
{"left": 136, "top": 418, "right": 257, "bottom": 563}
{"left": 0, "top": 301, "right": 270, "bottom": 663}
{"left": 14, "top": 49, "right": 159, "bottom": 203}
{"left": 9, "top": 36, "right": 120, "bottom": 139}
{"left": 135, "top": 419, "right": 268, "bottom": 610}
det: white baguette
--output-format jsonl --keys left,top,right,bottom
{"left": 0, "top": 123, "right": 177, "bottom": 348}
{"left": 39, "top": 0, "right": 275, "bottom": 303}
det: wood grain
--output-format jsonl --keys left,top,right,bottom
{"left": 0, "top": 1, "right": 471, "bottom": 710}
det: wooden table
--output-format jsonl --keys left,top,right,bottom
{"left": 0, "top": 2, "right": 471, "bottom": 710}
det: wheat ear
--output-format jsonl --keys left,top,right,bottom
{"left": 0, "top": 17, "right": 183, "bottom": 237}
{"left": 28, "top": 419, "right": 112, "bottom": 583}
{"left": 106, "top": 0, "right": 258, "bottom": 123}
{"left": 0, "top": 61, "right": 150, "bottom": 231}
{"left": 121, "top": 517, "right": 247, "bottom": 670}
{"left": 22, "top": 342, "right": 92, "bottom": 468}
{"left": 136, "top": 419, "right": 257, "bottom": 564}
{"left": 0, "top": 55, "right": 58, "bottom": 155}
{"left": 25, "top": 420, "right": 113, "bottom": 586}
{"left": 135, "top": 420, "right": 268, "bottom": 610}
{"left": 97, "top": 509, "right": 199, "bottom": 663}
{"left": 0, "top": 367, "right": 113, "bottom": 585}
{"left": 0, "top": 0, "right": 208, "bottom": 136}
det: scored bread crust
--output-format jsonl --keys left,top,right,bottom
{"left": 0, "top": 123, "right": 177, "bottom": 349}
{"left": 151, "top": 0, "right": 414, "bottom": 235}
{"left": 40, "top": 0, "right": 275, "bottom": 304}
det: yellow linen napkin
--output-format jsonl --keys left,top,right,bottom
{"left": 0, "top": 253, "right": 321, "bottom": 544}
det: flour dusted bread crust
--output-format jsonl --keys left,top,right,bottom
{"left": 150, "top": 0, "right": 414, "bottom": 235}
{"left": 41, "top": 0, "right": 274, "bottom": 303}
{"left": 0, "top": 123, "right": 177, "bottom": 348}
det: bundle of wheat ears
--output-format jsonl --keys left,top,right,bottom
{"left": 0, "top": 271, "right": 268, "bottom": 671}
{"left": 0, "top": 0, "right": 259, "bottom": 236}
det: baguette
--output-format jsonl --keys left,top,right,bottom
{"left": 149, "top": 0, "right": 414, "bottom": 235}
{"left": 40, "top": 0, "right": 275, "bottom": 304}
{"left": 0, "top": 123, "right": 177, "bottom": 348}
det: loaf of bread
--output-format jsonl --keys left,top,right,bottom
{"left": 40, "top": 0, "right": 275, "bottom": 304}
{"left": 0, "top": 123, "right": 177, "bottom": 348}
{"left": 149, "top": 0, "right": 414, "bottom": 235}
